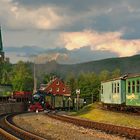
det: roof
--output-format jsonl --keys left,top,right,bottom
{"left": 101, "top": 73, "right": 140, "bottom": 83}
{"left": 125, "top": 73, "right": 140, "bottom": 79}
{"left": 101, "top": 76, "right": 126, "bottom": 83}
{"left": 40, "top": 77, "right": 71, "bottom": 96}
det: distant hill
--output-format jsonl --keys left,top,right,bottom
{"left": 35, "top": 54, "right": 140, "bottom": 79}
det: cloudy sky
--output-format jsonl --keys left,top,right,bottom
{"left": 1, "top": 0, "right": 140, "bottom": 63}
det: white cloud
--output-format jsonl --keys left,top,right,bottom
{"left": 60, "top": 30, "right": 140, "bottom": 57}
{"left": 0, "top": 0, "right": 65, "bottom": 29}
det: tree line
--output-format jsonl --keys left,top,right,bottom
{"left": 43, "top": 69, "right": 121, "bottom": 102}
{"left": 0, "top": 61, "right": 120, "bottom": 102}
{"left": 0, "top": 61, "right": 33, "bottom": 91}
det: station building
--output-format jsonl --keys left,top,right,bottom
{"left": 40, "top": 77, "right": 72, "bottom": 109}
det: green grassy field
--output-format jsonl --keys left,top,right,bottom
{"left": 70, "top": 103, "right": 140, "bottom": 129}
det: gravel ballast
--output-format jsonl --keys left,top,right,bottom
{"left": 13, "top": 113, "right": 126, "bottom": 140}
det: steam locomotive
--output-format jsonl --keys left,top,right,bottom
{"left": 28, "top": 91, "right": 48, "bottom": 112}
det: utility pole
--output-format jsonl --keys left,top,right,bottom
{"left": 33, "top": 60, "right": 37, "bottom": 94}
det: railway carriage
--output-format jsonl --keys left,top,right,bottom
{"left": 126, "top": 74, "right": 140, "bottom": 107}
{"left": 0, "top": 84, "right": 13, "bottom": 102}
{"left": 101, "top": 74, "right": 140, "bottom": 111}
{"left": 101, "top": 77, "right": 126, "bottom": 105}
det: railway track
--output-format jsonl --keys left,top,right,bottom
{"left": 47, "top": 113, "right": 140, "bottom": 139}
{"left": 101, "top": 105, "right": 140, "bottom": 116}
{"left": 0, "top": 113, "right": 46, "bottom": 140}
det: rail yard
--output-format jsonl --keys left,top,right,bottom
{"left": 0, "top": 113, "right": 46, "bottom": 140}
{"left": 0, "top": 111, "right": 139, "bottom": 140}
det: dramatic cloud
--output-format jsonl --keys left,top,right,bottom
{"left": 0, "top": 0, "right": 66, "bottom": 29}
{"left": 5, "top": 46, "right": 117, "bottom": 64}
{"left": 60, "top": 30, "right": 140, "bottom": 57}
{"left": 1, "top": 0, "right": 140, "bottom": 63}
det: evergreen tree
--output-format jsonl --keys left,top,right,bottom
{"left": 99, "top": 70, "right": 110, "bottom": 81}
{"left": 65, "top": 72, "right": 77, "bottom": 97}
{"left": 43, "top": 73, "right": 51, "bottom": 84}
{"left": 0, "top": 61, "right": 12, "bottom": 84}
{"left": 111, "top": 68, "right": 121, "bottom": 78}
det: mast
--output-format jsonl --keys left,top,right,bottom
{"left": 33, "top": 60, "right": 37, "bottom": 93}
{"left": 0, "top": 26, "right": 4, "bottom": 62}
{"left": 0, "top": 26, "right": 3, "bottom": 52}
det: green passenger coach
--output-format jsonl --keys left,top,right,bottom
{"left": 126, "top": 74, "right": 140, "bottom": 107}
{"left": 101, "top": 74, "right": 140, "bottom": 111}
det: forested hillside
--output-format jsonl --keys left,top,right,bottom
{"left": 35, "top": 54, "right": 140, "bottom": 79}
{"left": 1, "top": 54, "right": 140, "bottom": 100}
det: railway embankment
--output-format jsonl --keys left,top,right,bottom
{"left": 70, "top": 102, "right": 140, "bottom": 129}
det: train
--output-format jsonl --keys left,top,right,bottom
{"left": 0, "top": 84, "right": 32, "bottom": 103}
{"left": 28, "top": 91, "right": 47, "bottom": 112}
{"left": 101, "top": 73, "right": 140, "bottom": 112}
{"left": 28, "top": 90, "right": 75, "bottom": 112}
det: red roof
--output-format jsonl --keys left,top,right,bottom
{"left": 45, "top": 78, "right": 71, "bottom": 96}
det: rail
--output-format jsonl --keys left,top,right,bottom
{"left": 47, "top": 113, "right": 140, "bottom": 139}
{"left": 0, "top": 113, "right": 46, "bottom": 140}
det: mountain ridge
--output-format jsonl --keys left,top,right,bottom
{"left": 35, "top": 54, "right": 140, "bottom": 80}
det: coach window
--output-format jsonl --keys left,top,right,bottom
{"left": 114, "top": 83, "right": 116, "bottom": 93}
{"left": 128, "top": 81, "right": 131, "bottom": 93}
{"left": 137, "top": 80, "right": 140, "bottom": 93}
{"left": 132, "top": 81, "right": 135, "bottom": 93}
{"left": 101, "top": 85, "right": 103, "bottom": 94}
{"left": 112, "top": 83, "right": 114, "bottom": 93}
{"left": 117, "top": 83, "right": 119, "bottom": 93}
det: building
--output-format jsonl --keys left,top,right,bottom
{"left": 46, "top": 78, "right": 71, "bottom": 96}
{"left": 0, "top": 27, "right": 5, "bottom": 62}
{"left": 40, "top": 77, "right": 71, "bottom": 109}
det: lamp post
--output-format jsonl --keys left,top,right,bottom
{"left": 76, "top": 89, "right": 80, "bottom": 111}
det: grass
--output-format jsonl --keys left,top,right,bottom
{"left": 70, "top": 102, "right": 140, "bottom": 129}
